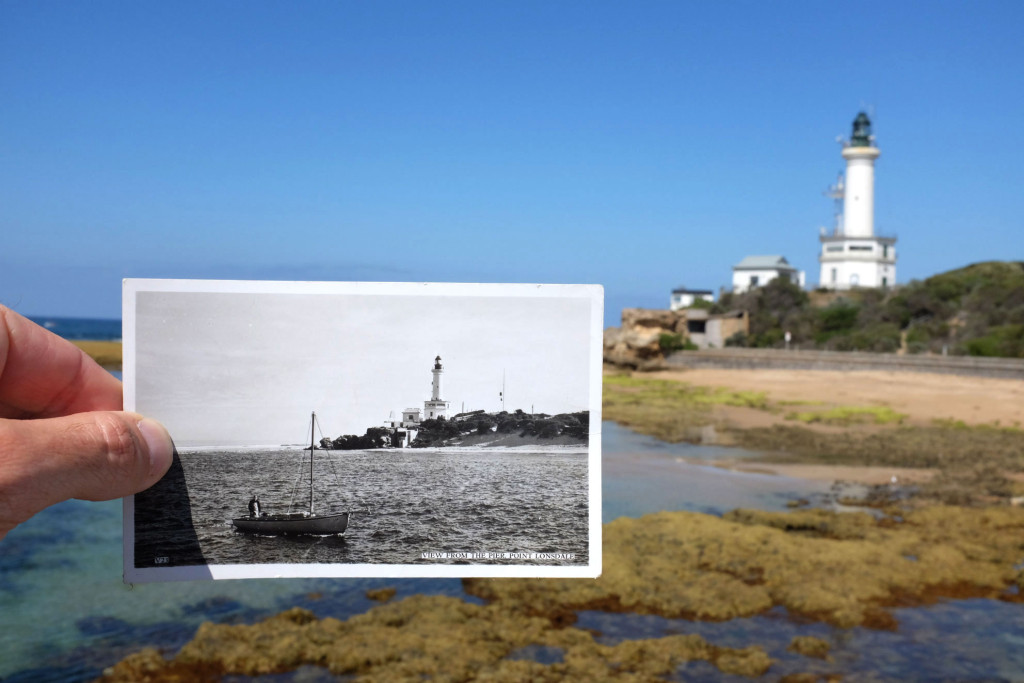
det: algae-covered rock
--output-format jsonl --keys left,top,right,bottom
{"left": 779, "top": 674, "right": 839, "bottom": 683}
{"left": 366, "top": 587, "right": 397, "bottom": 602}
{"left": 723, "top": 508, "right": 881, "bottom": 540}
{"left": 100, "top": 506, "right": 1024, "bottom": 681}
{"left": 465, "top": 506, "right": 1024, "bottom": 629}
{"left": 98, "top": 594, "right": 774, "bottom": 682}
{"left": 787, "top": 635, "right": 830, "bottom": 659}
{"left": 714, "top": 646, "right": 774, "bottom": 677}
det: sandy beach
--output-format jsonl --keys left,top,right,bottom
{"left": 646, "top": 367, "right": 1024, "bottom": 428}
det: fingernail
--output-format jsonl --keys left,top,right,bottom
{"left": 137, "top": 418, "right": 174, "bottom": 479}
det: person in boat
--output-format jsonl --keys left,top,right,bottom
{"left": 248, "top": 494, "right": 261, "bottom": 518}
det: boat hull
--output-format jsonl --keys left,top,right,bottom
{"left": 232, "top": 512, "right": 349, "bottom": 536}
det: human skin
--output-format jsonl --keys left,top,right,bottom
{"left": 0, "top": 305, "right": 173, "bottom": 540}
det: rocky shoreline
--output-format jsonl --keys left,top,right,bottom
{"left": 99, "top": 503, "right": 1024, "bottom": 681}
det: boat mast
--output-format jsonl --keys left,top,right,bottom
{"left": 309, "top": 411, "right": 315, "bottom": 515}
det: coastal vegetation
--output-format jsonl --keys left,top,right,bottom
{"left": 715, "top": 260, "right": 1024, "bottom": 357}
{"left": 782, "top": 405, "right": 906, "bottom": 426}
{"left": 319, "top": 411, "right": 589, "bottom": 450}
{"left": 411, "top": 410, "right": 589, "bottom": 447}
{"left": 658, "top": 332, "right": 697, "bottom": 352}
{"left": 324, "top": 427, "right": 392, "bottom": 450}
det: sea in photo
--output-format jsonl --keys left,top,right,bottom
{"left": 138, "top": 446, "right": 590, "bottom": 568}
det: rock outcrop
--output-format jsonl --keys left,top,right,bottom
{"left": 99, "top": 595, "right": 775, "bottom": 681}
{"left": 603, "top": 308, "right": 688, "bottom": 370}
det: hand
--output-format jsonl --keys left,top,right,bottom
{"left": 0, "top": 305, "right": 173, "bottom": 540}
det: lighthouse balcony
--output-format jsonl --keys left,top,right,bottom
{"left": 819, "top": 233, "right": 897, "bottom": 244}
{"left": 819, "top": 251, "right": 896, "bottom": 265}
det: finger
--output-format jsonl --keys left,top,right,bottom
{"left": 0, "top": 412, "right": 173, "bottom": 539}
{"left": 0, "top": 305, "right": 123, "bottom": 418}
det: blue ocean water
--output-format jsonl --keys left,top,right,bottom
{"left": 27, "top": 316, "right": 122, "bottom": 341}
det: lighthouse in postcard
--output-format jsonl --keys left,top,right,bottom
{"left": 819, "top": 111, "right": 897, "bottom": 289}
{"left": 424, "top": 355, "right": 449, "bottom": 420}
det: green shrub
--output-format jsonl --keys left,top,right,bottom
{"left": 906, "top": 341, "right": 929, "bottom": 354}
{"left": 904, "top": 326, "right": 931, "bottom": 345}
{"left": 687, "top": 297, "right": 714, "bottom": 310}
{"left": 965, "top": 325, "right": 1024, "bottom": 358}
{"left": 816, "top": 302, "right": 860, "bottom": 341}
{"left": 658, "top": 333, "right": 686, "bottom": 352}
{"left": 850, "top": 322, "right": 901, "bottom": 352}
{"left": 753, "top": 328, "right": 784, "bottom": 348}
{"left": 725, "top": 331, "right": 748, "bottom": 347}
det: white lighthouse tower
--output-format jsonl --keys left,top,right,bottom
{"left": 818, "top": 112, "right": 897, "bottom": 289}
{"left": 423, "top": 355, "right": 449, "bottom": 420}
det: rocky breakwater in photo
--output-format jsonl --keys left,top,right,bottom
{"left": 99, "top": 504, "right": 1024, "bottom": 681}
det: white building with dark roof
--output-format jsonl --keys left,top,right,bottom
{"left": 732, "top": 255, "right": 805, "bottom": 294}
{"left": 669, "top": 286, "right": 714, "bottom": 311}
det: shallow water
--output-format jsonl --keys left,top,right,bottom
{"left": 601, "top": 423, "right": 832, "bottom": 521}
{"left": 2, "top": 421, "right": 1022, "bottom": 681}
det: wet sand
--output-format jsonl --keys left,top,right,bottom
{"left": 708, "top": 461, "right": 936, "bottom": 485}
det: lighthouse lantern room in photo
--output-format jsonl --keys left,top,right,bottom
{"left": 818, "top": 112, "right": 897, "bottom": 290}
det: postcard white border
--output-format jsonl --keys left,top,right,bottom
{"left": 123, "top": 279, "right": 602, "bottom": 582}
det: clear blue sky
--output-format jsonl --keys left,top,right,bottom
{"left": 2, "top": 1, "right": 1022, "bottom": 326}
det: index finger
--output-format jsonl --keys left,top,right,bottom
{"left": 0, "top": 305, "right": 123, "bottom": 418}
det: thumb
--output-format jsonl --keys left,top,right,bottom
{"left": 0, "top": 412, "right": 174, "bottom": 539}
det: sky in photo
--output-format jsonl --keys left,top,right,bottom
{"left": 132, "top": 283, "right": 597, "bottom": 445}
{"left": 2, "top": 1, "right": 1022, "bottom": 326}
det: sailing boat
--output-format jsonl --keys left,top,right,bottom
{"left": 232, "top": 412, "right": 350, "bottom": 536}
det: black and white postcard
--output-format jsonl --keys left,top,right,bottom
{"left": 123, "top": 280, "right": 602, "bottom": 582}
